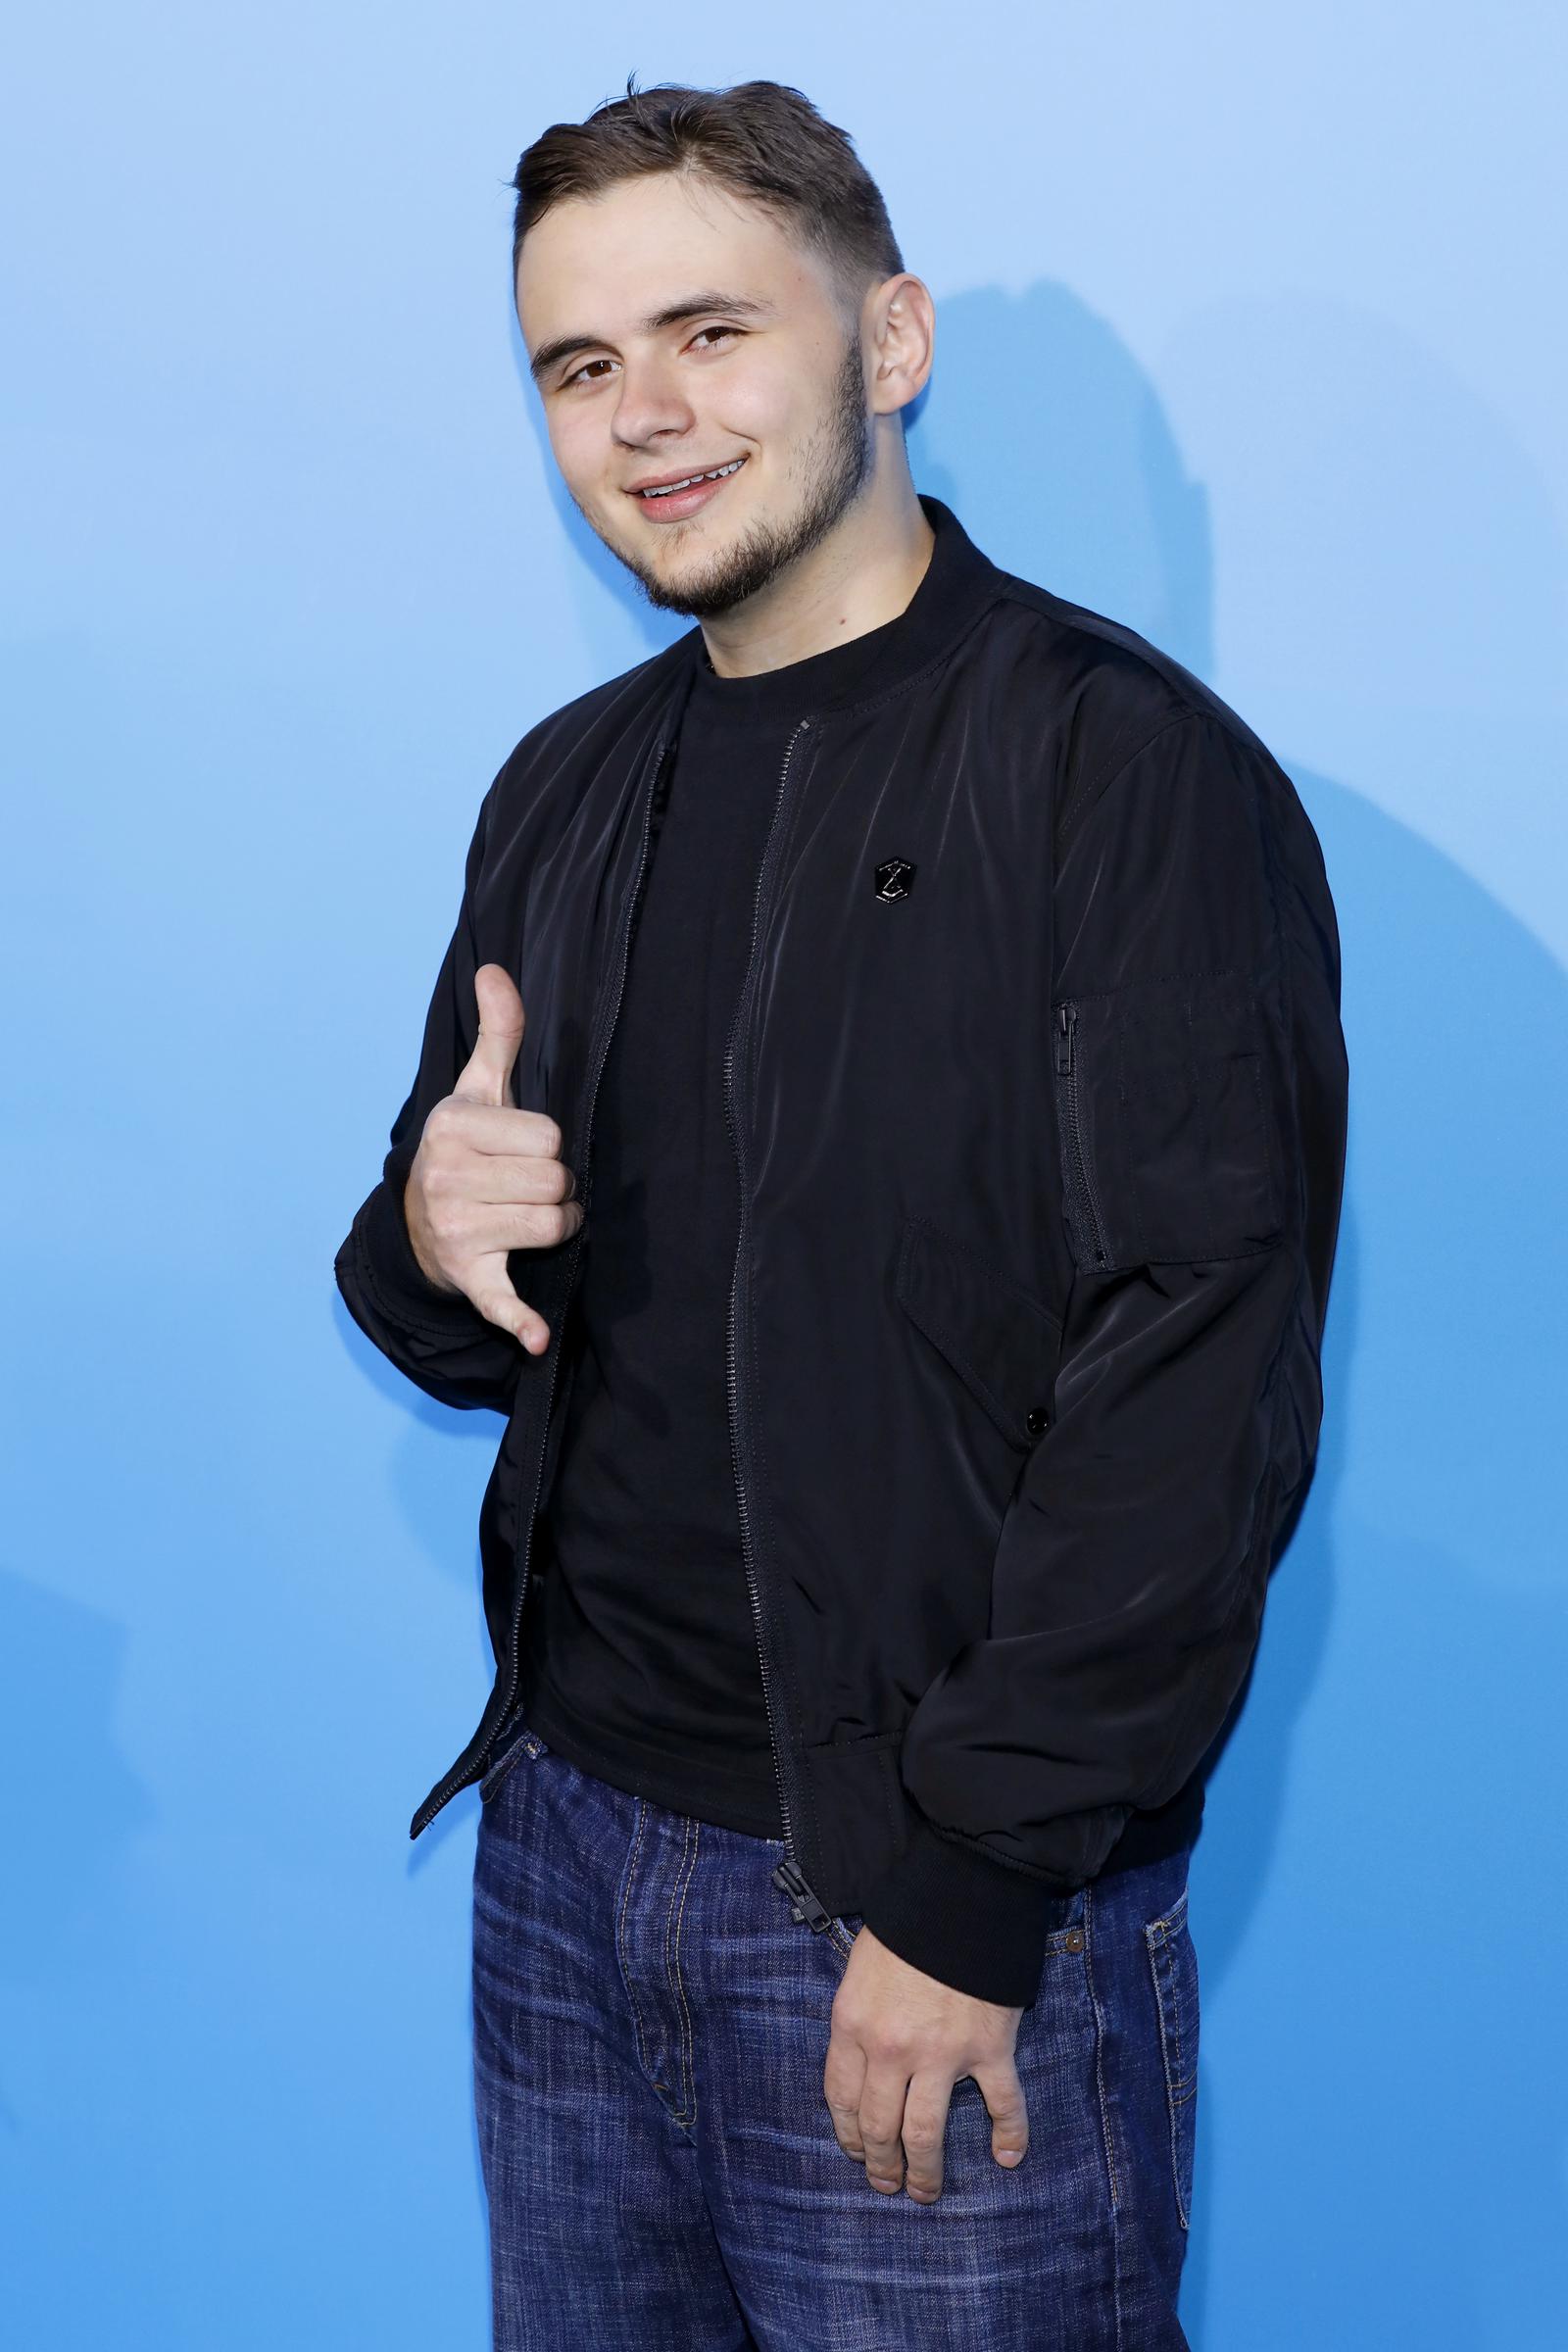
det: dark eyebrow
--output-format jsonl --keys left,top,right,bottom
{"left": 527, "top": 292, "right": 775, "bottom": 385}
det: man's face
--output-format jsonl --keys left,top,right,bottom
{"left": 516, "top": 172, "right": 875, "bottom": 618}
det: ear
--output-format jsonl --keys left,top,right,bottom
{"left": 866, "top": 273, "right": 935, "bottom": 416}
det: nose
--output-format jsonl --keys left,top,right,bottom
{"left": 611, "top": 355, "right": 696, "bottom": 451}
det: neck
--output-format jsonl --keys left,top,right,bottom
{"left": 698, "top": 476, "right": 936, "bottom": 680}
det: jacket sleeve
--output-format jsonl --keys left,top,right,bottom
{"left": 333, "top": 778, "right": 530, "bottom": 1416}
{"left": 858, "top": 710, "right": 1348, "bottom": 2006}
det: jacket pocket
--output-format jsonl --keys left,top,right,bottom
{"left": 894, "top": 1215, "right": 1062, "bottom": 1448}
{"left": 1053, "top": 968, "right": 1286, "bottom": 1273}
{"left": 1143, "top": 1886, "right": 1200, "bottom": 2230}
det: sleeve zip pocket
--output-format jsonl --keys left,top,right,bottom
{"left": 1052, "top": 973, "right": 1285, "bottom": 1271}
{"left": 1054, "top": 1001, "right": 1110, "bottom": 1269}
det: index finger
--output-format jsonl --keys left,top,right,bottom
{"left": 465, "top": 1261, "right": 553, "bottom": 1353}
{"left": 437, "top": 1100, "right": 565, "bottom": 1159}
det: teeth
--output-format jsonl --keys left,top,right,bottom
{"left": 641, "top": 458, "right": 744, "bottom": 498}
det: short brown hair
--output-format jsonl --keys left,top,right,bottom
{"left": 511, "top": 74, "right": 906, "bottom": 320}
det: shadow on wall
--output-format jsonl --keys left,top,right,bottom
{"left": 1172, "top": 769, "right": 1568, "bottom": 2342}
{"left": 934, "top": 282, "right": 1565, "bottom": 2334}
{"left": 0, "top": 1572, "right": 159, "bottom": 2023}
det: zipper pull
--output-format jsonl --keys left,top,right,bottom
{"left": 1054, "top": 1002, "right": 1075, "bottom": 1076}
{"left": 771, "top": 1855, "right": 833, "bottom": 1934}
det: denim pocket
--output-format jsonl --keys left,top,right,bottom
{"left": 1143, "top": 1886, "right": 1199, "bottom": 2229}
{"left": 825, "top": 1912, "right": 864, "bottom": 1971}
{"left": 479, "top": 1717, "right": 546, "bottom": 1804}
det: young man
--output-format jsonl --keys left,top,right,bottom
{"left": 335, "top": 76, "right": 1348, "bottom": 2352}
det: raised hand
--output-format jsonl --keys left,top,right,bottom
{"left": 403, "top": 962, "right": 584, "bottom": 1350}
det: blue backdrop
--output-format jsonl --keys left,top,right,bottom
{"left": 5, "top": 7, "right": 1564, "bottom": 2343}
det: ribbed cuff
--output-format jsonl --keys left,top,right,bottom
{"left": 857, "top": 1809, "right": 1079, "bottom": 2008}
{"left": 353, "top": 1177, "right": 496, "bottom": 1339}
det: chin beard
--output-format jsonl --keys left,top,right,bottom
{"left": 617, "top": 333, "right": 873, "bottom": 621}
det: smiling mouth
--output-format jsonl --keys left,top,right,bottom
{"left": 631, "top": 455, "right": 749, "bottom": 501}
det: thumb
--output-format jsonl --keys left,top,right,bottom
{"left": 452, "top": 963, "right": 525, "bottom": 1108}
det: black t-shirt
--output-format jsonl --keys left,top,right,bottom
{"left": 518, "top": 577, "right": 932, "bottom": 1836}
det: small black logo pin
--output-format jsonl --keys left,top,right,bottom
{"left": 873, "top": 856, "right": 917, "bottom": 902}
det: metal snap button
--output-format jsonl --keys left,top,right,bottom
{"left": 1064, "top": 1928, "right": 1085, "bottom": 1952}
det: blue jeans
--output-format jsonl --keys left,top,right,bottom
{"left": 472, "top": 1710, "right": 1198, "bottom": 2350}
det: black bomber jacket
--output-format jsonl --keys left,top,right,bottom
{"left": 333, "top": 494, "right": 1348, "bottom": 2007}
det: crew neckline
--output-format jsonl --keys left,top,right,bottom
{"left": 678, "top": 492, "right": 990, "bottom": 727}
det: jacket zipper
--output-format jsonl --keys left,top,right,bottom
{"left": 1054, "top": 1002, "right": 1110, "bottom": 1268}
{"left": 411, "top": 732, "right": 672, "bottom": 1834}
{"left": 722, "top": 714, "right": 833, "bottom": 1936}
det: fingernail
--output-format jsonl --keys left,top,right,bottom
{"left": 997, "top": 2150, "right": 1024, "bottom": 2167}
